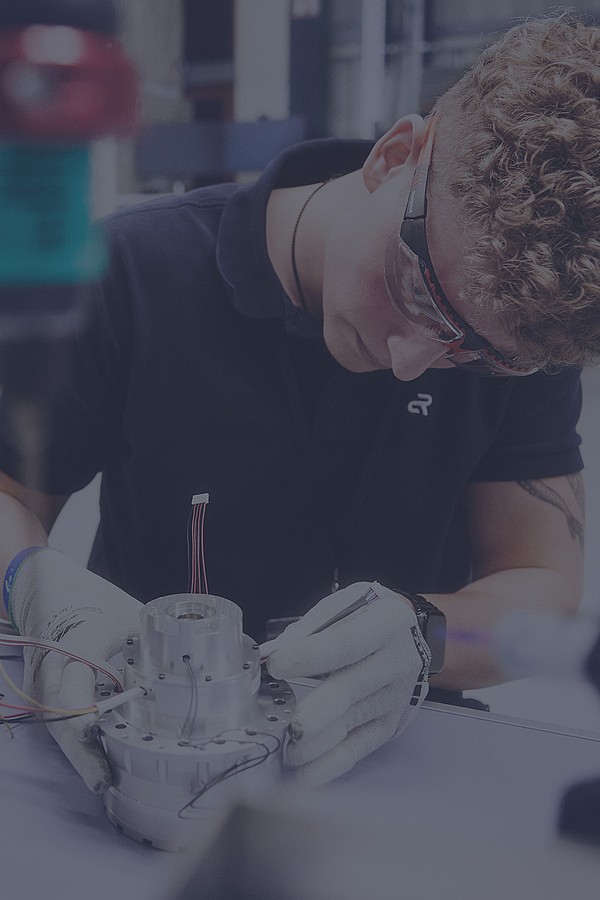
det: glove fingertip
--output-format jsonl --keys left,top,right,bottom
{"left": 90, "top": 773, "right": 112, "bottom": 794}
{"left": 97, "top": 775, "right": 112, "bottom": 794}
{"left": 288, "top": 719, "right": 304, "bottom": 743}
{"left": 262, "top": 651, "right": 289, "bottom": 680}
{"left": 81, "top": 755, "right": 113, "bottom": 794}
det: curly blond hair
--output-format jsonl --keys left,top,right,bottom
{"left": 433, "top": 11, "right": 600, "bottom": 370}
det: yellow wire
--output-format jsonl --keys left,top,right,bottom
{"left": 0, "top": 711, "right": 15, "bottom": 738}
{"left": 0, "top": 657, "right": 96, "bottom": 717}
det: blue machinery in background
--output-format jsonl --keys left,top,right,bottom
{"left": 136, "top": 115, "right": 306, "bottom": 184}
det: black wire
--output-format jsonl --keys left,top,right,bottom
{"left": 1, "top": 714, "right": 34, "bottom": 725}
{"left": 38, "top": 712, "right": 95, "bottom": 724}
{"left": 0, "top": 711, "right": 87, "bottom": 727}
{"left": 290, "top": 181, "right": 328, "bottom": 313}
{"left": 177, "top": 731, "right": 281, "bottom": 818}
{"left": 184, "top": 734, "right": 280, "bottom": 812}
{"left": 179, "top": 655, "right": 198, "bottom": 743}
{"left": 177, "top": 749, "right": 269, "bottom": 818}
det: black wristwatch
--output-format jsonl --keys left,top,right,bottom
{"left": 396, "top": 591, "right": 446, "bottom": 674}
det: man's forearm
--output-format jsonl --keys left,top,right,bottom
{"left": 425, "top": 567, "right": 580, "bottom": 690}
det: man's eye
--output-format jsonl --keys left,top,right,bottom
{"left": 397, "top": 272, "right": 427, "bottom": 315}
{"left": 420, "top": 321, "right": 448, "bottom": 340}
{"left": 410, "top": 279, "right": 429, "bottom": 302}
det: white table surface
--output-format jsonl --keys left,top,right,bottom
{"left": 2, "top": 665, "right": 600, "bottom": 900}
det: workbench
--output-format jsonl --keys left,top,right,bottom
{"left": 2, "top": 664, "right": 600, "bottom": 899}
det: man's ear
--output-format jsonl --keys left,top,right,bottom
{"left": 362, "top": 114, "right": 427, "bottom": 192}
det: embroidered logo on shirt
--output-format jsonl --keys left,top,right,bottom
{"left": 407, "top": 393, "right": 433, "bottom": 416}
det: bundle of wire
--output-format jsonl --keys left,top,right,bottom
{"left": 174, "top": 658, "right": 282, "bottom": 807}
{"left": 187, "top": 492, "right": 209, "bottom": 594}
{"left": 177, "top": 730, "right": 281, "bottom": 818}
{"left": 0, "top": 632, "right": 144, "bottom": 732}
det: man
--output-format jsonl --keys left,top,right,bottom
{"left": 0, "top": 13, "right": 596, "bottom": 790}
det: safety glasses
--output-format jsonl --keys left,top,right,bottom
{"left": 384, "top": 113, "right": 539, "bottom": 377}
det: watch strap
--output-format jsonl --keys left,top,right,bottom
{"left": 396, "top": 590, "right": 446, "bottom": 674}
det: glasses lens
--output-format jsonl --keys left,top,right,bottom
{"left": 384, "top": 235, "right": 463, "bottom": 343}
{"left": 385, "top": 235, "right": 539, "bottom": 377}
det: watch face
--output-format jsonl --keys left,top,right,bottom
{"left": 426, "top": 609, "right": 447, "bottom": 674}
{"left": 395, "top": 591, "right": 446, "bottom": 673}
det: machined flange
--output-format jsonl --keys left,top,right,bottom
{"left": 96, "top": 593, "right": 295, "bottom": 851}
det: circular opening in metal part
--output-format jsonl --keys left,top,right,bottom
{"left": 167, "top": 599, "right": 215, "bottom": 622}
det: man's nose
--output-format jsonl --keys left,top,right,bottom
{"left": 387, "top": 333, "right": 450, "bottom": 381}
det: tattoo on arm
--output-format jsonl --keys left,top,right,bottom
{"left": 567, "top": 472, "right": 585, "bottom": 517}
{"left": 517, "top": 476, "right": 585, "bottom": 551}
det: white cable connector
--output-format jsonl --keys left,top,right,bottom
{"left": 95, "top": 684, "right": 146, "bottom": 715}
{"left": 191, "top": 493, "right": 209, "bottom": 505}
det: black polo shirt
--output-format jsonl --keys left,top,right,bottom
{"left": 0, "top": 140, "right": 583, "bottom": 641}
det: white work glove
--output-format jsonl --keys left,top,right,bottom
{"left": 9, "top": 548, "right": 143, "bottom": 793}
{"left": 260, "top": 581, "right": 431, "bottom": 787}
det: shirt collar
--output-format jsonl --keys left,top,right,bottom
{"left": 217, "top": 138, "right": 373, "bottom": 320}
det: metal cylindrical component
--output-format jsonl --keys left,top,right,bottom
{"left": 123, "top": 594, "right": 260, "bottom": 739}
{"left": 98, "top": 593, "right": 294, "bottom": 850}
{"left": 139, "top": 593, "right": 244, "bottom": 677}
